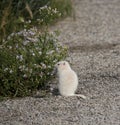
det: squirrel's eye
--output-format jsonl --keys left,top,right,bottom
{"left": 57, "top": 63, "right": 60, "bottom": 66}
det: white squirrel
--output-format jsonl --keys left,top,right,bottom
{"left": 54, "top": 61, "right": 86, "bottom": 99}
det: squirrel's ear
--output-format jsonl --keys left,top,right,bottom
{"left": 63, "top": 62, "right": 66, "bottom": 65}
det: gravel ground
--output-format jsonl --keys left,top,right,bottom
{"left": 0, "top": 0, "right": 120, "bottom": 125}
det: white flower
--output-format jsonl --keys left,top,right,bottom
{"left": 48, "top": 6, "right": 51, "bottom": 9}
{"left": 10, "top": 33, "right": 15, "bottom": 37}
{"left": 16, "top": 31, "right": 23, "bottom": 35}
{"left": 24, "top": 29, "right": 27, "bottom": 32}
{"left": 19, "top": 65, "right": 25, "bottom": 71}
{"left": 32, "top": 53, "right": 35, "bottom": 56}
{"left": 16, "top": 55, "right": 24, "bottom": 61}
{"left": 19, "top": 55, "right": 23, "bottom": 61}
{"left": 48, "top": 65, "right": 51, "bottom": 68}
{"left": 23, "top": 74, "right": 27, "bottom": 78}
{"left": 23, "top": 40, "right": 30, "bottom": 45}
{"left": 16, "top": 55, "right": 19, "bottom": 59}
{"left": 55, "top": 47, "right": 59, "bottom": 51}
{"left": 28, "top": 20, "right": 31, "bottom": 23}
{"left": 38, "top": 51, "right": 42, "bottom": 55}
{"left": 16, "top": 44, "right": 19, "bottom": 48}
{"left": 4, "top": 68, "right": 9, "bottom": 72}
{"left": 7, "top": 36, "right": 11, "bottom": 40}
{"left": 53, "top": 8, "right": 58, "bottom": 14}
{"left": 8, "top": 46, "right": 12, "bottom": 49}
{"left": 40, "top": 5, "right": 47, "bottom": 10}
{"left": 41, "top": 63, "right": 46, "bottom": 69}
{"left": 9, "top": 70, "right": 13, "bottom": 74}
{"left": 39, "top": 72, "right": 43, "bottom": 78}
{"left": 47, "top": 50, "right": 54, "bottom": 55}
{"left": 34, "top": 64, "right": 37, "bottom": 66}
{"left": 41, "top": 19, "right": 43, "bottom": 22}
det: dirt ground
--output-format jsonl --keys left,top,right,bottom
{"left": 0, "top": 0, "right": 120, "bottom": 125}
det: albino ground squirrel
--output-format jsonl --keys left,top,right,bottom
{"left": 55, "top": 61, "right": 86, "bottom": 99}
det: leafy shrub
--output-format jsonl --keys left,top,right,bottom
{"left": 0, "top": 28, "right": 67, "bottom": 97}
{"left": 0, "top": 0, "right": 70, "bottom": 98}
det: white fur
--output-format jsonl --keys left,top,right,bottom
{"left": 55, "top": 61, "right": 86, "bottom": 99}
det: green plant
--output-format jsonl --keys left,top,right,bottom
{"left": 50, "top": 0, "right": 72, "bottom": 17}
{"left": 0, "top": 0, "right": 71, "bottom": 98}
{"left": 0, "top": 0, "right": 72, "bottom": 43}
{"left": 0, "top": 28, "right": 67, "bottom": 97}
{"left": 37, "top": 6, "right": 61, "bottom": 25}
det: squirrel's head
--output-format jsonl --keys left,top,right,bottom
{"left": 51, "top": 61, "right": 71, "bottom": 76}
{"left": 55, "top": 61, "right": 71, "bottom": 72}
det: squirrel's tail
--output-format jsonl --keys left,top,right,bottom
{"left": 74, "top": 94, "right": 86, "bottom": 99}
